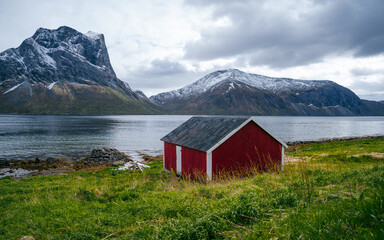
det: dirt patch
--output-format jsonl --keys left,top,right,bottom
{"left": 285, "top": 156, "right": 309, "bottom": 163}
{"left": 353, "top": 152, "right": 384, "bottom": 158}
{"left": 140, "top": 154, "right": 163, "bottom": 163}
{"left": 230, "top": 188, "right": 243, "bottom": 196}
{"left": 318, "top": 153, "right": 329, "bottom": 157}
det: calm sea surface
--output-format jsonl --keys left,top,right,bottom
{"left": 0, "top": 115, "right": 383, "bottom": 159}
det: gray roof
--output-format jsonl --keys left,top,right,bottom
{"left": 161, "top": 116, "right": 287, "bottom": 152}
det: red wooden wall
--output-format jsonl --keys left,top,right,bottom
{"left": 182, "top": 146, "right": 206, "bottom": 179}
{"left": 164, "top": 142, "right": 176, "bottom": 172}
{"left": 212, "top": 122, "right": 281, "bottom": 177}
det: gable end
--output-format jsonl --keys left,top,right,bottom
{"left": 206, "top": 118, "right": 287, "bottom": 153}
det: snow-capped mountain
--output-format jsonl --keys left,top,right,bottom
{"left": 150, "top": 69, "right": 384, "bottom": 116}
{"left": 0, "top": 26, "right": 162, "bottom": 114}
{"left": 151, "top": 69, "right": 335, "bottom": 103}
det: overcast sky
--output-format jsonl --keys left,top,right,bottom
{"left": 1, "top": 0, "right": 384, "bottom": 100}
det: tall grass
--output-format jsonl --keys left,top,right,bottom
{"left": 0, "top": 138, "right": 383, "bottom": 239}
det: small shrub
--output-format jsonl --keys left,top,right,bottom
{"left": 369, "top": 171, "right": 384, "bottom": 187}
{"left": 135, "top": 181, "right": 156, "bottom": 192}
{"left": 221, "top": 192, "right": 266, "bottom": 224}
{"left": 76, "top": 188, "right": 98, "bottom": 202}
{"left": 270, "top": 188, "right": 297, "bottom": 208}
{"left": 109, "top": 190, "right": 140, "bottom": 201}
{"left": 197, "top": 187, "right": 213, "bottom": 199}
{"left": 158, "top": 215, "right": 225, "bottom": 240}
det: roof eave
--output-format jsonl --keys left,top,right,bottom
{"left": 249, "top": 117, "right": 288, "bottom": 148}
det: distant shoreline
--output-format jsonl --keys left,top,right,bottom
{"left": 286, "top": 135, "right": 384, "bottom": 146}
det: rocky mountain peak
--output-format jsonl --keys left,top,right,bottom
{"left": 32, "top": 26, "right": 80, "bottom": 43}
{"left": 0, "top": 26, "right": 163, "bottom": 115}
{"left": 228, "top": 68, "right": 243, "bottom": 75}
{"left": 85, "top": 31, "right": 103, "bottom": 40}
{"left": 26, "top": 26, "right": 114, "bottom": 75}
{"left": 0, "top": 26, "right": 118, "bottom": 88}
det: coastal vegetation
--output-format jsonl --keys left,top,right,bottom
{"left": 1, "top": 138, "right": 383, "bottom": 239}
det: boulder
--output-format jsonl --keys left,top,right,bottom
{"left": 88, "top": 148, "right": 130, "bottom": 165}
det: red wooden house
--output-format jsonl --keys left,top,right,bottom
{"left": 161, "top": 116, "right": 287, "bottom": 180}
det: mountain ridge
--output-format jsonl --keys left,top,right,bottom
{"left": 151, "top": 69, "right": 336, "bottom": 103}
{"left": 150, "top": 69, "right": 384, "bottom": 116}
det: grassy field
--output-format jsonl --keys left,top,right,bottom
{"left": 1, "top": 138, "right": 384, "bottom": 239}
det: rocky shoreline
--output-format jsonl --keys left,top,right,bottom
{"left": 1, "top": 135, "right": 383, "bottom": 179}
{"left": 0, "top": 148, "right": 150, "bottom": 179}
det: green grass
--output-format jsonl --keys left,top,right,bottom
{"left": 1, "top": 138, "right": 384, "bottom": 239}
{"left": 291, "top": 138, "right": 384, "bottom": 157}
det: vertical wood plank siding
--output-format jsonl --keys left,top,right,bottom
{"left": 164, "top": 142, "right": 177, "bottom": 172}
{"left": 181, "top": 146, "right": 207, "bottom": 179}
{"left": 212, "top": 121, "right": 282, "bottom": 177}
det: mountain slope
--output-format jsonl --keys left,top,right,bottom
{"left": 150, "top": 69, "right": 384, "bottom": 116}
{"left": 0, "top": 26, "right": 163, "bottom": 114}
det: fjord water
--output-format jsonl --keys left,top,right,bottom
{"left": 0, "top": 115, "right": 383, "bottom": 159}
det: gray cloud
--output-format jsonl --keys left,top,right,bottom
{"left": 138, "top": 59, "right": 188, "bottom": 77}
{"left": 184, "top": 0, "right": 384, "bottom": 68}
{"left": 351, "top": 80, "right": 384, "bottom": 93}
{"left": 350, "top": 67, "right": 384, "bottom": 77}
{"left": 124, "top": 58, "right": 204, "bottom": 96}
{"left": 349, "top": 78, "right": 384, "bottom": 101}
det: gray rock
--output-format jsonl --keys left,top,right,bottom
{"left": 0, "top": 159, "right": 10, "bottom": 166}
{"left": 89, "top": 148, "right": 130, "bottom": 165}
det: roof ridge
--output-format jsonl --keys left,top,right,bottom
{"left": 162, "top": 116, "right": 253, "bottom": 151}
{"left": 191, "top": 115, "right": 250, "bottom": 119}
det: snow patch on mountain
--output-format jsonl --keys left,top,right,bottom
{"left": 226, "top": 82, "right": 235, "bottom": 93}
{"left": 0, "top": 49, "right": 27, "bottom": 70}
{"left": 25, "top": 38, "right": 57, "bottom": 69}
{"left": 47, "top": 82, "right": 57, "bottom": 90}
{"left": 0, "top": 52, "right": 8, "bottom": 60}
{"left": 3, "top": 83, "right": 22, "bottom": 94}
{"left": 85, "top": 31, "right": 102, "bottom": 40}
